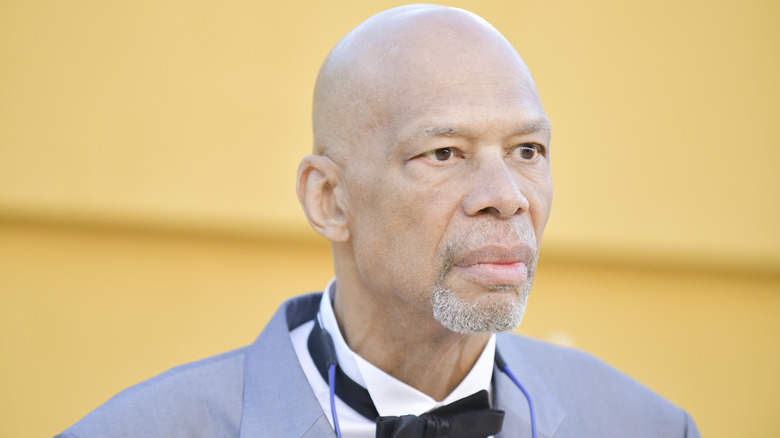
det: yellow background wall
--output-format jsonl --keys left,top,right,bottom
{"left": 0, "top": 1, "right": 778, "bottom": 437}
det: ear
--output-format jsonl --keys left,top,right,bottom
{"left": 296, "top": 155, "right": 350, "bottom": 242}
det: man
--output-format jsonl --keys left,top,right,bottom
{"left": 57, "top": 4, "right": 699, "bottom": 438}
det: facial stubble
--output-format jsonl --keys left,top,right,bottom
{"left": 431, "top": 225, "right": 537, "bottom": 335}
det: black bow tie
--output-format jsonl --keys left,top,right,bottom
{"left": 375, "top": 390, "right": 504, "bottom": 438}
{"left": 307, "top": 319, "right": 505, "bottom": 438}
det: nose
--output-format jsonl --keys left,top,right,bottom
{"left": 462, "top": 157, "right": 529, "bottom": 219}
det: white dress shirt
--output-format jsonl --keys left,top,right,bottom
{"left": 290, "top": 279, "right": 497, "bottom": 438}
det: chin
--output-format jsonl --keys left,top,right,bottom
{"left": 430, "top": 280, "right": 530, "bottom": 335}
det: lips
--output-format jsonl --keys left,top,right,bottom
{"left": 452, "top": 245, "right": 534, "bottom": 286}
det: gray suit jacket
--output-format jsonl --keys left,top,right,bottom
{"left": 57, "top": 293, "right": 700, "bottom": 437}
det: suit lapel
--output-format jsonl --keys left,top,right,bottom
{"left": 494, "top": 334, "right": 566, "bottom": 438}
{"left": 239, "top": 294, "right": 336, "bottom": 438}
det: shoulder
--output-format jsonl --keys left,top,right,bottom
{"left": 56, "top": 294, "right": 321, "bottom": 438}
{"left": 497, "top": 334, "right": 700, "bottom": 437}
{"left": 498, "top": 333, "right": 644, "bottom": 389}
{"left": 500, "top": 333, "right": 657, "bottom": 394}
{"left": 57, "top": 348, "right": 248, "bottom": 438}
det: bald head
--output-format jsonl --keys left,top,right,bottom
{"left": 312, "top": 4, "right": 543, "bottom": 161}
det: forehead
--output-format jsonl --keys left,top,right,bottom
{"left": 371, "top": 51, "right": 546, "bottom": 126}
{"left": 387, "top": 84, "right": 550, "bottom": 146}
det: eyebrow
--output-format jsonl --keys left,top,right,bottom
{"left": 419, "top": 119, "right": 552, "bottom": 139}
{"left": 519, "top": 119, "right": 552, "bottom": 136}
{"left": 423, "top": 126, "right": 459, "bottom": 137}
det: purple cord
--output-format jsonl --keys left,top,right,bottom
{"left": 328, "top": 364, "right": 343, "bottom": 438}
{"left": 501, "top": 364, "right": 537, "bottom": 438}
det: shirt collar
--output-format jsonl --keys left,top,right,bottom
{"left": 319, "top": 278, "right": 496, "bottom": 417}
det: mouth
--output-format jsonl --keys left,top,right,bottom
{"left": 454, "top": 261, "right": 528, "bottom": 285}
{"left": 450, "top": 245, "right": 533, "bottom": 286}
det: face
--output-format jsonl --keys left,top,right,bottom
{"left": 339, "top": 48, "right": 553, "bottom": 335}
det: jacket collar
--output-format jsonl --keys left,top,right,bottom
{"left": 239, "top": 293, "right": 335, "bottom": 438}
{"left": 494, "top": 334, "right": 566, "bottom": 438}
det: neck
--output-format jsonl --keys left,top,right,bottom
{"left": 332, "top": 279, "right": 491, "bottom": 401}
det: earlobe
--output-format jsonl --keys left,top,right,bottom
{"left": 296, "top": 155, "right": 350, "bottom": 242}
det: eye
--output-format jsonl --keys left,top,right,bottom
{"left": 422, "top": 147, "right": 456, "bottom": 161}
{"left": 511, "top": 143, "right": 544, "bottom": 161}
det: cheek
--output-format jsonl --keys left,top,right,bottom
{"left": 347, "top": 179, "right": 422, "bottom": 268}
{"left": 346, "top": 175, "right": 454, "bottom": 297}
{"left": 350, "top": 162, "right": 453, "bottom": 233}
{"left": 528, "top": 176, "right": 553, "bottom": 240}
